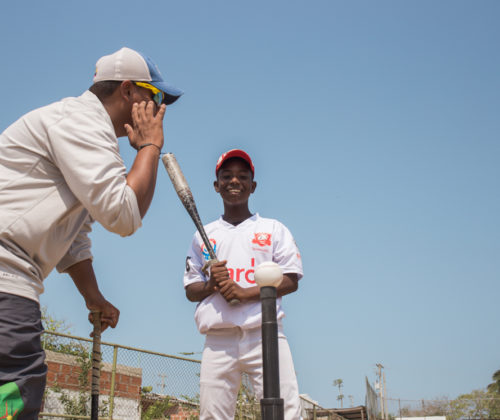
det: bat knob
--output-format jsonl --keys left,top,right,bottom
{"left": 229, "top": 299, "right": 240, "bottom": 305}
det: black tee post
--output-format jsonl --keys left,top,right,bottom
{"left": 259, "top": 285, "right": 284, "bottom": 420}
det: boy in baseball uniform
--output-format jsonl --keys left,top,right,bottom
{"left": 183, "top": 149, "right": 303, "bottom": 419}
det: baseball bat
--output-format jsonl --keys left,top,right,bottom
{"left": 90, "top": 311, "right": 102, "bottom": 420}
{"left": 162, "top": 153, "right": 240, "bottom": 305}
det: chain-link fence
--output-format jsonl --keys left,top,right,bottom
{"left": 40, "top": 331, "right": 201, "bottom": 420}
{"left": 39, "top": 331, "right": 321, "bottom": 420}
{"left": 364, "top": 394, "right": 500, "bottom": 420}
{"left": 386, "top": 396, "right": 500, "bottom": 420}
{"left": 386, "top": 398, "right": 446, "bottom": 418}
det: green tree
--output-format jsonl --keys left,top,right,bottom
{"left": 487, "top": 370, "right": 500, "bottom": 395}
{"left": 333, "top": 378, "right": 344, "bottom": 408}
{"left": 41, "top": 306, "right": 72, "bottom": 351}
{"left": 140, "top": 387, "right": 173, "bottom": 420}
{"left": 399, "top": 397, "right": 450, "bottom": 417}
{"left": 449, "top": 390, "right": 489, "bottom": 420}
{"left": 399, "top": 369, "right": 500, "bottom": 420}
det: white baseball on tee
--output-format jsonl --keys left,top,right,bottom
{"left": 183, "top": 214, "right": 303, "bottom": 334}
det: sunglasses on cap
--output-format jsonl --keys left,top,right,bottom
{"left": 134, "top": 82, "right": 165, "bottom": 107}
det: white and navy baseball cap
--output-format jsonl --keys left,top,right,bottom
{"left": 93, "top": 47, "right": 183, "bottom": 105}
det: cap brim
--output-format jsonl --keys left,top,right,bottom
{"left": 163, "top": 93, "right": 181, "bottom": 105}
{"left": 151, "top": 81, "right": 183, "bottom": 105}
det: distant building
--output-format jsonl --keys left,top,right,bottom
{"left": 395, "top": 416, "right": 446, "bottom": 420}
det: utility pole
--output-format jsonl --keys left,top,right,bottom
{"left": 376, "top": 364, "right": 385, "bottom": 420}
{"left": 383, "top": 369, "right": 388, "bottom": 420}
{"left": 157, "top": 373, "right": 167, "bottom": 394}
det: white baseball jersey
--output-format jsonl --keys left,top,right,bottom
{"left": 183, "top": 213, "right": 303, "bottom": 333}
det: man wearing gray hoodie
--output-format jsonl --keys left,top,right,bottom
{"left": 0, "top": 47, "right": 182, "bottom": 419}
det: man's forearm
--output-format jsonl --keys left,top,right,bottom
{"left": 66, "top": 259, "right": 105, "bottom": 307}
{"left": 126, "top": 146, "right": 160, "bottom": 218}
{"left": 66, "top": 259, "right": 120, "bottom": 331}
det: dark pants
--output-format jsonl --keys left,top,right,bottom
{"left": 0, "top": 292, "right": 47, "bottom": 420}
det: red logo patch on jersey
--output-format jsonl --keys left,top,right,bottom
{"left": 201, "top": 239, "right": 217, "bottom": 261}
{"left": 252, "top": 232, "right": 272, "bottom": 247}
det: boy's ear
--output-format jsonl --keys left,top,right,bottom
{"left": 214, "top": 180, "right": 220, "bottom": 193}
{"left": 251, "top": 181, "right": 257, "bottom": 193}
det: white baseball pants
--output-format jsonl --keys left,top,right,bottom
{"left": 199, "top": 324, "right": 301, "bottom": 420}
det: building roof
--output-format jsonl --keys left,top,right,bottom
{"left": 311, "top": 406, "right": 368, "bottom": 420}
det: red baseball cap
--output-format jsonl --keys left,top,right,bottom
{"left": 215, "top": 149, "right": 255, "bottom": 177}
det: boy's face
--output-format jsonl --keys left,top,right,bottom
{"left": 214, "top": 158, "right": 256, "bottom": 205}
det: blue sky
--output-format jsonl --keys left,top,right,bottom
{"left": 1, "top": 0, "right": 499, "bottom": 409}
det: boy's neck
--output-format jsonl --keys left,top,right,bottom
{"left": 222, "top": 205, "right": 253, "bottom": 226}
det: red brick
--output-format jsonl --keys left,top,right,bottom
{"left": 65, "top": 374, "right": 79, "bottom": 386}
{"left": 46, "top": 361, "right": 57, "bottom": 370}
{"left": 46, "top": 372, "right": 56, "bottom": 385}
{"left": 122, "top": 384, "right": 130, "bottom": 394}
{"left": 100, "top": 381, "right": 111, "bottom": 393}
{"left": 60, "top": 364, "right": 72, "bottom": 374}
{"left": 45, "top": 357, "right": 143, "bottom": 402}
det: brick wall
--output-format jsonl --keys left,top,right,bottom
{"left": 141, "top": 395, "right": 199, "bottom": 420}
{"left": 169, "top": 406, "right": 200, "bottom": 420}
{"left": 45, "top": 350, "right": 142, "bottom": 401}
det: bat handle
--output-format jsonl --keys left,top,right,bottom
{"left": 91, "top": 311, "right": 102, "bottom": 420}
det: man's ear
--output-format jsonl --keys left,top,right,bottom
{"left": 119, "top": 80, "right": 134, "bottom": 101}
{"left": 214, "top": 180, "right": 220, "bottom": 193}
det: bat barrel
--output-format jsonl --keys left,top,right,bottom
{"left": 162, "top": 153, "right": 217, "bottom": 261}
{"left": 161, "top": 153, "right": 191, "bottom": 197}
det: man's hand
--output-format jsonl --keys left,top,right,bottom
{"left": 125, "top": 100, "right": 167, "bottom": 218}
{"left": 67, "top": 259, "right": 120, "bottom": 335}
{"left": 87, "top": 298, "right": 120, "bottom": 335}
{"left": 125, "top": 101, "right": 166, "bottom": 151}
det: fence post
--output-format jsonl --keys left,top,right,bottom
{"left": 108, "top": 346, "right": 118, "bottom": 419}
